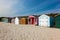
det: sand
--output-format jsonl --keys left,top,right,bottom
{"left": 0, "top": 22, "right": 60, "bottom": 40}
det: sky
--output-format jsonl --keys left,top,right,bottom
{"left": 0, "top": 0, "right": 60, "bottom": 17}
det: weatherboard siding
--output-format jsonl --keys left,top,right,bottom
{"left": 38, "top": 14, "right": 54, "bottom": 27}
{"left": 55, "top": 15, "right": 60, "bottom": 28}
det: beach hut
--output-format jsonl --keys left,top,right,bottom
{"left": 11, "top": 18, "right": 15, "bottom": 24}
{"left": 6, "top": 17, "right": 12, "bottom": 23}
{"left": 38, "top": 14, "right": 54, "bottom": 27}
{"left": 1, "top": 17, "right": 9, "bottom": 23}
{"left": 28, "top": 15, "right": 38, "bottom": 25}
{"left": 19, "top": 16, "right": 28, "bottom": 24}
{"left": 15, "top": 17, "right": 19, "bottom": 24}
{"left": 46, "top": 13, "right": 58, "bottom": 27}
{"left": 55, "top": 14, "right": 60, "bottom": 28}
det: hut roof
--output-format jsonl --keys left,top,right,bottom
{"left": 55, "top": 14, "right": 60, "bottom": 17}
{"left": 46, "top": 13, "right": 59, "bottom": 17}
{"left": 32, "top": 15, "right": 40, "bottom": 17}
{"left": 18, "top": 16, "right": 28, "bottom": 18}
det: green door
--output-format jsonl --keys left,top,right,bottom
{"left": 55, "top": 16, "right": 60, "bottom": 28}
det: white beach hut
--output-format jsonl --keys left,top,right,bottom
{"left": 15, "top": 17, "right": 19, "bottom": 24}
{"left": 38, "top": 14, "right": 54, "bottom": 27}
{"left": 11, "top": 18, "right": 15, "bottom": 24}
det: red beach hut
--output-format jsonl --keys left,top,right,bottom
{"left": 28, "top": 15, "right": 38, "bottom": 25}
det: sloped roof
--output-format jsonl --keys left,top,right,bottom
{"left": 46, "top": 13, "right": 59, "bottom": 17}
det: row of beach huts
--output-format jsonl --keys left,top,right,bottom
{"left": 0, "top": 13, "right": 60, "bottom": 28}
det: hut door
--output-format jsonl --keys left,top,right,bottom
{"left": 31, "top": 18, "right": 35, "bottom": 24}
{"left": 11, "top": 19, "right": 15, "bottom": 24}
{"left": 41, "top": 18, "right": 49, "bottom": 27}
{"left": 15, "top": 17, "right": 19, "bottom": 24}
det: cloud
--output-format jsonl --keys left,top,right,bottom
{"left": 40, "top": 4, "right": 60, "bottom": 14}
{"left": 17, "top": 0, "right": 60, "bottom": 15}
{"left": 35, "top": 8, "right": 60, "bottom": 15}
{"left": 0, "top": 0, "right": 18, "bottom": 17}
{"left": 0, "top": 0, "right": 59, "bottom": 17}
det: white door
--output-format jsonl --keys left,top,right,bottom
{"left": 39, "top": 15, "right": 50, "bottom": 27}
{"left": 15, "top": 17, "right": 19, "bottom": 24}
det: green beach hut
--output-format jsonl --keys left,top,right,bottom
{"left": 1, "top": 17, "right": 9, "bottom": 23}
{"left": 55, "top": 14, "right": 60, "bottom": 28}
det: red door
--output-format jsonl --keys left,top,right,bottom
{"left": 29, "top": 16, "right": 35, "bottom": 25}
{"left": 31, "top": 18, "right": 35, "bottom": 24}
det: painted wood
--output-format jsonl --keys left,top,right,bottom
{"left": 11, "top": 18, "right": 15, "bottom": 24}
{"left": 38, "top": 14, "right": 55, "bottom": 27}
{"left": 19, "top": 18, "right": 28, "bottom": 24}
{"left": 28, "top": 16, "right": 35, "bottom": 25}
{"left": 15, "top": 17, "right": 19, "bottom": 24}
{"left": 2, "top": 18, "right": 9, "bottom": 23}
{"left": 55, "top": 15, "right": 60, "bottom": 28}
{"left": 38, "top": 14, "right": 50, "bottom": 27}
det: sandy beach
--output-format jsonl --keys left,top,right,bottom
{"left": 0, "top": 22, "right": 60, "bottom": 40}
